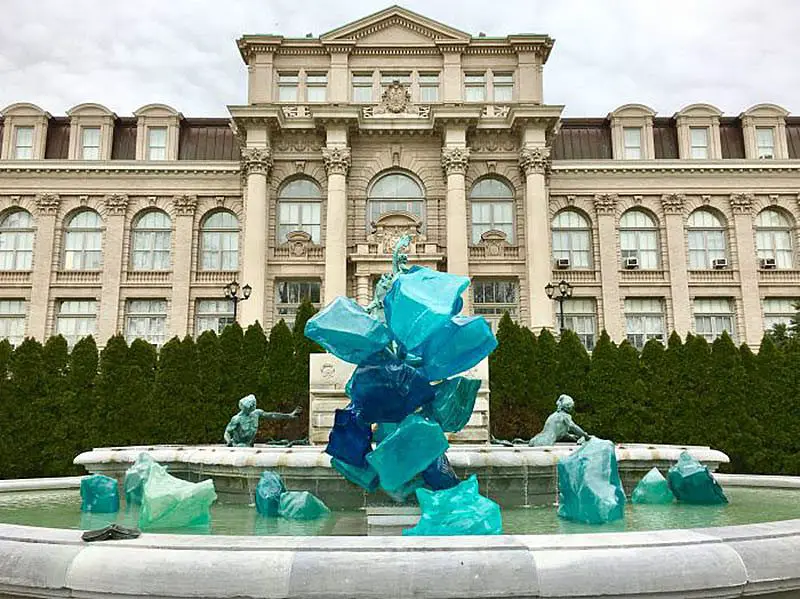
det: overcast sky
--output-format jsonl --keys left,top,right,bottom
{"left": 1, "top": 0, "right": 797, "bottom": 118}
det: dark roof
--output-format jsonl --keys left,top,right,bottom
{"left": 653, "top": 118, "right": 678, "bottom": 159}
{"left": 786, "top": 119, "right": 800, "bottom": 159}
{"left": 111, "top": 118, "right": 137, "bottom": 160}
{"left": 44, "top": 117, "right": 69, "bottom": 159}
{"left": 179, "top": 119, "right": 240, "bottom": 161}
{"left": 552, "top": 119, "right": 612, "bottom": 160}
{"left": 719, "top": 117, "right": 745, "bottom": 159}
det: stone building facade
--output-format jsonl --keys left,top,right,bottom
{"left": 1, "top": 6, "right": 800, "bottom": 351}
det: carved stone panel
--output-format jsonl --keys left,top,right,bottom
{"left": 367, "top": 212, "right": 425, "bottom": 254}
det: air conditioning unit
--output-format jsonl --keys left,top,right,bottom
{"left": 712, "top": 258, "right": 729, "bottom": 269}
{"left": 624, "top": 256, "right": 640, "bottom": 270}
{"left": 761, "top": 257, "right": 777, "bottom": 270}
{"left": 555, "top": 257, "right": 571, "bottom": 269}
{"left": 759, "top": 154, "right": 774, "bottom": 160}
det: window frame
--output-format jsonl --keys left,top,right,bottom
{"left": 351, "top": 72, "right": 374, "bottom": 103}
{"left": 0, "top": 299, "right": 26, "bottom": 346}
{"left": 277, "top": 178, "right": 323, "bottom": 244}
{"left": 469, "top": 178, "right": 515, "bottom": 244}
{"left": 689, "top": 127, "right": 709, "bottom": 159}
{"left": 624, "top": 298, "right": 666, "bottom": 349}
{"left": 756, "top": 127, "right": 775, "bottom": 159}
{"left": 195, "top": 299, "right": 235, "bottom": 336}
{"left": 367, "top": 172, "right": 425, "bottom": 231}
{"left": 199, "top": 210, "right": 239, "bottom": 272}
{"left": 763, "top": 298, "right": 797, "bottom": 331}
{"left": 755, "top": 209, "right": 793, "bottom": 269}
{"left": 492, "top": 72, "right": 513, "bottom": 103}
{"left": 62, "top": 210, "right": 103, "bottom": 271}
{"left": 277, "top": 72, "right": 300, "bottom": 103}
{"left": 13, "top": 126, "right": 34, "bottom": 160}
{"left": 619, "top": 210, "right": 659, "bottom": 269}
{"left": 472, "top": 279, "right": 518, "bottom": 332}
{"left": 551, "top": 210, "right": 593, "bottom": 269}
{"left": 0, "top": 209, "right": 34, "bottom": 271}
{"left": 418, "top": 72, "right": 440, "bottom": 103}
{"left": 80, "top": 126, "right": 102, "bottom": 160}
{"left": 124, "top": 299, "right": 168, "bottom": 347}
{"left": 693, "top": 298, "right": 736, "bottom": 342}
{"left": 130, "top": 210, "right": 172, "bottom": 272}
{"left": 464, "top": 72, "right": 486, "bottom": 102}
{"left": 146, "top": 126, "right": 168, "bottom": 161}
{"left": 56, "top": 299, "right": 97, "bottom": 347}
{"left": 622, "top": 127, "right": 643, "bottom": 159}
{"left": 305, "top": 72, "right": 327, "bottom": 103}
{"left": 687, "top": 210, "right": 727, "bottom": 270}
{"left": 275, "top": 280, "right": 321, "bottom": 328}
{"left": 560, "top": 298, "right": 598, "bottom": 351}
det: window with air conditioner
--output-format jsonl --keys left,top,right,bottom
{"left": 755, "top": 209, "right": 793, "bottom": 269}
{"left": 552, "top": 210, "right": 592, "bottom": 269}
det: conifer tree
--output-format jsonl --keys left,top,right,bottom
{"left": 488, "top": 312, "right": 524, "bottom": 440}
{"left": 40, "top": 335, "right": 70, "bottom": 474}
{"left": 6, "top": 339, "right": 46, "bottom": 477}
{"left": 260, "top": 319, "right": 301, "bottom": 440}
{"left": 66, "top": 336, "right": 99, "bottom": 464}
{"left": 555, "top": 330, "right": 589, "bottom": 407}
{"left": 292, "top": 299, "right": 321, "bottom": 438}
{"left": 639, "top": 338, "right": 667, "bottom": 443}
{"left": 614, "top": 340, "right": 648, "bottom": 443}
{"left": 583, "top": 331, "right": 618, "bottom": 437}
{"left": 127, "top": 339, "right": 158, "bottom": 444}
{"left": 218, "top": 322, "right": 245, "bottom": 406}
{"left": 532, "top": 329, "right": 559, "bottom": 425}
{"left": 0, "top": 339, "right": 13, "bottom": 476}
{"left": 242, "top": 322, "right": 268, "bottom": 398}
{"left": 196, "top": 330, "right": 224, "bottom": 442}
{"left": 93, "top": 335, "right": 129, "bottom": 447}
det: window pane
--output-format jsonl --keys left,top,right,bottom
{"left": 307, "top": 86, "right": 326, "bottom": 103}
{"left": 690, "top": 127, "right": 708, "bottom": 158}
{"left": 757, "top": 127, "right": 775, "bottom": 158}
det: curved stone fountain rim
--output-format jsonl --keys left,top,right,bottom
{"left": 1, "top": 474, "right": 799, "bottom": 598}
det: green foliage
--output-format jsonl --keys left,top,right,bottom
{"left": 259, "top": 320, "right": 303, "bottom": 441}
{"left": 292, "top": 299, "right": 321, "bottom": 437}
{"left": 196, "top": 330, "right": 224, "bottom": 442}
{"left": 241, "top": 322, "right": 268, "bottom": 398}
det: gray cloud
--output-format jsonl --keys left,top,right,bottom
{"left": 0, "top": 0, "right": 797, "bottom": 117}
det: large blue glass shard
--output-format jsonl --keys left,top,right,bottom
{"left": 331, "top": 458, "right": 379, "bottom": 492}
{"left": 325, "top": 404, "right": 373, "bottom": 468}
{"left": 304, "top": 296, "right": 392, "bottom": 364}
{"left": 373, "top": 422, "right": 399, "bottom": 444}
{"left": 422, "top": 453, "right": 460, "bottom": 490}
{"left": 667, "top": 452, "right": 728, "bottom": 505}
{"left": 557, "top": 437, "right": 626, "bottom": 524}
{"left": 418, "top": 316, "right": 497, "bottom": 381}
{"left": 80, "top": 474, "right": 120, "bottom": 513}
{"left": 366, "top": 413, "right": 448, "bottom": 492}
{"left": 382, "top": 475, "right": 425, "bottom": 503}
{"left": 425, "top": 376, "right": 481, "bottom": 432}
{"left": 139, "top": 463, "right": 217, "bottom": 530}
{"left": 403, "top": 475, "right": 502, "bottom": 536}
{"left": 631, "top": 467, "right": 674, "bottom": 505}
{"left": 348, "top": 358, "right": 435, "bottom": 423}
{"left": 255, "top": 471, "right": 286, "bottom": 517}
{"left": 123, "top": 452, "right": 155, "bottom": 507}
{"left": 384, "top": 268, "right": 469, "bottom": 352}
{"left": 278, "top": 491, "right": 330, "bottom": 520}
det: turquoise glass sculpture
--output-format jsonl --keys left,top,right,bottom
{"left": 373, "top": 422, "right": 399, "bottom": 444}
{"left": 557, "top": 437, "right": 626, "bottom": 524}
{"left": 325, "top": 404, "right": 373, "bottom": 467}
{"left": 417, "top": 316, "right": 497, "bottom": 381}
{"left": 123, "top": 452, "right": 155, "bottom": 507}
{"left": 80, "top": 474, "right": 120, "bottom": 514}
{"left": 255, "top": 471, "right": 286, "bottom": 517}
{"left": 366, "top": 413, "right": 448, "bottom": 492}
{"left": 383, "top": 475, "right": 425, "bottom": 503}
{"left": 331, "top": 458, "right": 379, "bottom": 492}
{"left": 667, "top": 452, "right": 728, "bottom": 505}
{"left": 631, "top": 467, "right": 674, "bottom": 504}
{"left": 403, "top": 475, "right": 502, "bottom": 536}
{"left": 348, "top": 357, "right": 435, "bottom": 423}
{"left": 425, "top": 376, "right": 481, "bottom": 432}
{"left": 422, "top": 453, "right": 460, "bottom": 490}
{"left": 278, "top": 491, "right": 331, "bottom": 520}
{"left": 139, "top": 462, "right": 217, "bottom": 530}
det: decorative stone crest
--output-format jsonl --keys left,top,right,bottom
{"left": 519, "top": 146, "right": 551, "bottom": 176}
{"left": 477, "top": 230, "right": 511, "bottom": 257}
{"left": 593, "top": 193, "right": 618, "bottom": 216}
{"left": 661, "top": 193, "right": 686, "bottom": 215}
{"left": 322, "top": 147, "right": 351, "bottom": 177}
{"left": 481, "top": 105, "right": 511, "bottom": 119}
{"left": 241, "top": 147, "right": 273, "bottom": 177}
{"left": 730, "top": 193, "right": 754, "bottom": 215}
{"left": 173, "top": 194, "right": 198, "bottom": 216}
{"left": 35, "top": 193, "right": 61, "bottom": 215}
{"left": 441, "top": 147, "right": 470, "bottom": 176}
{"left": 103, "top": 194, "right": 129, "bottom": 216}
{"left": 382, "top": 80, "right": 411, "bottom": 113}
{"left": 320, "top": 362, "right": 336, "bottom": 383}
{"left": 283, "top": 230, "right": 315, "bottom": 258}
{"left": 368, "top": 212, "right": 425, "bottom": 255}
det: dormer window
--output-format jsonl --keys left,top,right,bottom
{"left": 147, "top": 127, "right": 167, "bottom": 160}
{"left": 492, "top": 73, "right": 513, "bottom": 102}
{"left": 81, "top": 127, "right": 101, "bottom": 160}
{"left": 623, "top": 127, "right": 642, "bottom": 159}
{"left": 690, "top": 127, "right": 709, "bottom": 159}
{"left": 133, "top": 103, "right": 181, "bottom": 161}
{"left": 609, "top": 104, "right": 656, "bottom": 160}
{"left": 13, "top": 126, "right": 34, "bottom": 159}
{"left": 278, "top": 72, "right": 299, "bottom": 102}
{"left": 66, "top": 103, "right": 116, "bottom": 161}
{"left": 756, "top": 127, "right": 775, "bottom": 159}
{"left": 465, "top": 73, "right": 486, "bottom": 102}
{"left": 740, "top": 104, "right": 789, "bottom": 160}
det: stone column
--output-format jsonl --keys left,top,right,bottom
{"left": 169, "top": 195, "right": 197, "bottom": 338}
{"left": 520, "top": 147, "right": 554, "bottom": 332}
{"left": 594, "top": 193, "right": 624, "bottom": 341}
{"left": 321, "top": 146, "right": 350, "bottom": 303}
{"left": 240, "top": 147, "right": 272, "bottom": 326}
{"left": 730, "top": 193, "right": 763, "bottom": 346}
{"left": 441, "top": 147, "right": 470, "bottom": 278}
{"left": 28, "top": 194, "right": 60, "bottom": 340}
{"left": 661, "top": 194, "right": 691, "bottom": 337}
{"left": 97, "top": 194, "right": 128, "bottom": 343}
{"left": 355, "top": 273, "right": 370, "bottom": 307}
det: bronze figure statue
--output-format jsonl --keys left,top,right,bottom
{"left": 224, "top": 394, "right": 301, "bottom": 447}
{"left": 529, "top": 394, "right": 589, "bottom": 447}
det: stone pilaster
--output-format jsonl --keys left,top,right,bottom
{"left": 442, "top": 146, "right": 470, "bottom": 280}
{"left": 240, "top": 147, "right": 273, "bottom": 325}
{"left": 28, "top": 193, "right": 60, "bottom": 340}
{"left": 730, "top": 193, "right": 763, "bottom": 345}
{"left": 322, "top": 146, "right": 351, "bottom": 303}
{"left": 169, "top": 194, "right": 197, "bottom": 338}
{"left": 97, "top": 193, "right": 128, "bottom": 343}
{"left": 661, "top": 193, "right": 691, "bottom": 337}
{"left": 594, "top": 193, "right": 624, "bottom": 341}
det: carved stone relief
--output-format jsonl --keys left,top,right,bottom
{"left": 367, "top": 212, "right": 425, "bottom": 255}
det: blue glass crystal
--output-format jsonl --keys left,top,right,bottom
{"left": 667, "top": 452, "right": 728, "bottom": 505}
{"left": 384, "top": 268, "right": 470, "bottom": 353}
{"left": 80, "top": 474, "right": 120, "bottom": 514}
{"left": 348, "top": 358, "right": 435, "bottom": 423}
{"left": 255, "top": 471, "right": 286, "bottom": 517}
{"left": 366, "top": 413, "right": 448, "bottom": 492}
{"left": 325, "top": 404, "right": 373, "bottom": 467}
{"left": 425, "top": 376, "right": 481, "bottom": 432}
{"left": 422, "top": 453, "right": 460, "bottom": 490}
{"left": 631, "top": 467, "right": 674, "bottom": 505}
{"left": 304, "top": 296, "right": 392, "bottom": 364}
{"left": 123, "top": 452, "right": 155, "bottom": 507}
{"left": 382, "top": 475, "right": 424, "bottom": 503}
{"left": 331, "top": 458, "right": 379, "bottom": 492}
{"left": 418, "top": 316, "right": 497, "bottom": 381}
{"left": 278, "top": 491, "right": 330, "bottom": 520}
{"left": 373, "top": 422, "right": 399, "bottom": 444}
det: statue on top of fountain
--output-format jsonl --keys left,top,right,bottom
{"left": 366, "top": 234, "right": 412, "bottom": 324}
{"left": 529, "top": 394, "right": 589, "bottom": 447}
{"left": 224, "top": 394, "right": 301, "bottom": 447}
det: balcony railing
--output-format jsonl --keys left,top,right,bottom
{"left": 688, "top": 269, "right": 737, "bottom": 283}
{"left": 619, "top": 269, "right": 667, "bottom": 283}
{"left": 272, "top": 246, "right": 324, "bottom": 260}
{"left": 0, "top": 271, "right": 31, "bottom": 284}
{"left": 550, "top": 269, "right": 598, "bottom": 284}
{"left": 193, "top": 271, "right": 238, "bottom": 284}
{"left": 758, "top": 269, "right": 800, "bottom": 284}
{"left": 125, "top": 271, "right": 172, "bottom": 284}
{"left": 469, "top": 245, "right": 521, "bottom": 260}
{"left": 55, "top": 270, "right": 101, "bottom": 284}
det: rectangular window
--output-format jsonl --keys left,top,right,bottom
{"left": 465, "top": 73, "right": 486, "bottom": 102}
{"left": 380, "top": 72, "right": 411, "bottom": 91}
{"left": 694, "top": 298, "right": 736, "bottom": 342}
{"left": 278, "top": 72, "right": 299, "bottom": 102}
{"left": 756, "top": 127, "right": 775, "bottom": 159}
{"left": 195, "top": 299, "right": 235, "bottom": 336}
{"left": 56, "top": 300, "right": 97, "bottom": 347}
{"left": 0, "top": 299, "right": 25, "bottom": 346}
{"left": 561, "top": 298, "right": 597, "bottom": 351}
{"left": 493, "top": 72, "right": 513, "bottom": 102}
{"left": 471, "top": 201, "right": 514, "bottom": 244}
{"left": 625, "top": 298, "right": 665, "bottom": 350}
{"left": 763, "top": 298, "right": 797, "bottom": 332}
{"left": 146, "top": 127, "right": 167, "bottom": 161}
{"left": 623, "top": 127, "right": 642, "bottom": 159}
{"left": 689, "top": 127, "right": 709, "bottom": 159}
{"left": 81, "top": 127, "right": 101, "bottom": 160}
{"left": 352, "top": 73, "right": 374, "bottom": 103}
{"left": 418, "top": 72, "right": 440, "bottom": 103}
{"left": 306, "top": 72, "right": 327, "bottom": 103}
{"left": 472, "top": 279, "right": 518, "bottom": 332}
{"left": 125, "top": 299, "right": 167, "bottom": 346}
{"left": 275, "top": 280, "right": 321, "bottom": 329}
{"left": 278, "top": 202, "right": 321, "bottom": 244}
{"left": 13, "top": 126, "right": 34, "bottom": 159}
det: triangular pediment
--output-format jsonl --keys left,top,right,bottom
{"left": 321, "top": 6, "right": 470, "bottom": 44}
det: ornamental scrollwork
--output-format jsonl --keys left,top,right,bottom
{"left": 173, "top": 194, "right": 198, "bottom": 217}
{"left": 103, "top": 194, "right": 129, "bottom": 216}
{"left": 241, "top": 147, "right": 273, "bottom": 177}
{"left": 660, "top": 193, "right": 686, "bottom": 215}
{"left": 593, "top": 193, "right": 618, "bottom": 215}
{"left": 321, "top": 147, "right": 351, "bottom": 177}
{"left": 35, "top": 193, "right": 61, "bottom": 215}
{"left": 441, "top": 147, "right": 470, "bottom": 176}
{"left": 518, "top": 146, "right": 551, "bottom": 176}
{"left": 730, "top": 193, "right": 754, "bottom": 215}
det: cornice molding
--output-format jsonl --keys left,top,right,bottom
{"left": 551, "top": 160, "right": 800, "bottom": 175}
{"left": 0, "top": 161, "right": 240, "bottom": 176}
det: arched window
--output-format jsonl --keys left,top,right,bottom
{"left": 367, "top": 172, "right": 424, "bottom": 228}
{"left": 277, "top": 178, "right": 322, "bottom": 243}
{"left": 0, "top": 209, "right": 34, "bottom": 270}
{"left": 200, "top": 210, "right": 239, "bottom": 271}
{"left": 131, "top": 210, "right": 171, "bottom": 271}
{"left": 755, "top": 209, "right": 793, "bottom": 269}
{"left": 63, "top": 210, "right": 102, "bottom": 270}
{"left": 687, "top": 209, "right": 726, "bottom": 269}
{"left": 619, "top": 210, "right": 659, "bottom": 269}
{"left": 551, "top": 210, "right": 592, "bottom": 269}
{"left": 470, "top": 178, "right": 514, "bottom": 244}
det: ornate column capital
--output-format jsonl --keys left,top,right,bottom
{"left": 173, "top": 194, "right": 198, "bottom": 217}
{"left": 103, "top": 193, "right": 129, "bottom": 216}
{"left": 730, "top": 192, "right": 754, "bottom": 215}
{"left": 322, "top": 147, "right": 352, "bottom": 177}
{"left": 593, "top": 193, "right": 619, "bottom": 216}
{"left": 441, "top": 146, "right": 470, "bottom": 176}
{"left": 241, "top": 147, "right": 273, "bottom": 178}
{"left": 35, "top": 193, "right": 61, "bottom": 216}
{"left": 518, "top": 146, "right": 551, "bottom": 177}
{"left": 661, "top": 193, "right": 686, "bottom": 215}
